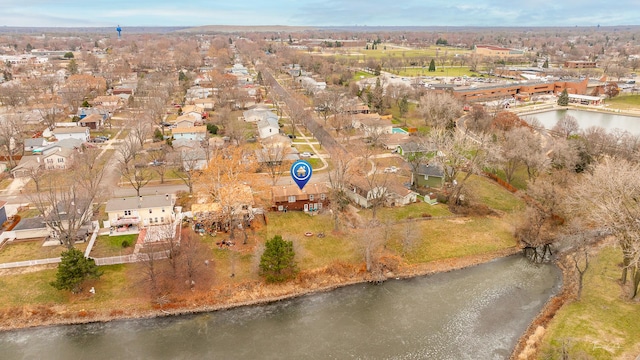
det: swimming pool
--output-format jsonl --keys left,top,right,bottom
{"left": 392, "top": 127, "right": 408, "bottom": 134}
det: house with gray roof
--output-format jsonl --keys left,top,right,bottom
{"left": 105, "top": 194, "right": 176, "bottom": 234}
{"left": 412, "top": 163, "right": 445, "bottom": 188}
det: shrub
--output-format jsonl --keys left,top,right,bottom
{"left": 121, "top": 240, "right": 131, "bottom": 248}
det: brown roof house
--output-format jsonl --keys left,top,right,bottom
{"left": 272, "top": 183, "right": 329, "bottom": 212}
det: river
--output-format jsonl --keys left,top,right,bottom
{"left": 0, "top": 256, "right": 561, "bottom": 360}
{"left": 522, "top": 109, "right": 640, "bottom": 134}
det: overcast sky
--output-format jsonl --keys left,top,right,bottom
{"left": 0, "top": 0, "right": 637, "bottom": 28}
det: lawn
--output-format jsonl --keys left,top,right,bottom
{"left": 353, "top": 71, "right": 376, "bottom": 80}
{"left": 605, "top": 94, "right": 640, "bottom": 110}
{"left": 0, "top": 178, "right": 12, "bottom": 191}
{"left": 463, "top": 173, "right": 525, "bottom": 213}
{"left": 89, "top": 234, "right": 138, "bottom": 258}
{"left": 394, "top": 66, "right": 478, "bottom": 78}
{"left": 397, "top": 216, "right": 516, "bottom": 264}
{"left": 0, "top": 240, "right": 89, "bottom": 263}
{"left": 540, "top": 246, "right": 640, "bottom": 359}
{"left": 364, "top": 201, "right": 453, "bottom": 221}
{"left": 258, "top": 212, "right": 360, "bottom": 270}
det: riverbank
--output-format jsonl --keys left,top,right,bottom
{"left": 0, "top": 246, "right": 522, "bottom": 332}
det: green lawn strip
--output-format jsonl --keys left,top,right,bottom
{"left": 463, "top": 173, "right": 525, "bottom": 213}
{"left": 89, "top": 234, "right": 138, "bottom": 258}
{"left": 0, "top": 268, "right": 67, "bottom": 306}
{"left": 605, "top": 95, "right": 640, "bottom": 110}
{"left": 540, "top": 246, "right": 640, "bottom": 359}
{"left": 398, "top": 216, "right": 516, "bottom": 264}
{"left": 0, "top": 241, "right": 89, "bottom": 263}
{"left": 365, "top": 202, "right": 453, "bottom": 222}
{"left": 293, "top": 144, "right": 314, "bottom": 153}
{"left": 16, "top": 208, "right": 41, "bottom": 219}
{"left": 353, "top": 71, "right": 376, "bottom": 80}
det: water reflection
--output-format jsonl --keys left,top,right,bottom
{"left": 0, "top": 256, "right": 561, "bottom": 360}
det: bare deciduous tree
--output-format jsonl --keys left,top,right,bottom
{"left": 569, "top": 157, "right": 640, "bottom": 298}
{"left": 29, "top": 149, "right": 105, "bottom": 248}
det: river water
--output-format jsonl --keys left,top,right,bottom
{"left": 523, "top": 109, "right": 640, "bottom": 134}
{"left": 0, "top": 256, "right": 561, "bottom": 360}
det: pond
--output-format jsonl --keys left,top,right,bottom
{"left": 522, "top": 109, "right": 640, "bottom": 135}
{"left": 0, "top": 256, "right": 561, "bottom": 360}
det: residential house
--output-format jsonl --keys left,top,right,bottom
{"left": 271, "top": 183, "right": 329, "bottom": 212}
{"left": 172, "top": 126, "right": 207, "bottom": 141}
{"left": 40, "top": 147, "right": 74, "bottom": 170}
{"left": 396, "top": 141, "right": 432, "bottom": 157}
{"left": 78, "top": 113, "right": 103, "bottom": 130}
{"left": 347, "top": 176, "right": 388, "bottom": 209}
{"left": 171, "top": 138, "right": 201, "bottom": 152}
{"left": 243, "top": 105, "right": 277, "bottom": 123}
{"left": 193, "top": 98, "right": 215, "bottom": 111}
{"left": 230, "top": 63, "right": 249, "bottom": 76}
{"left": 385, "top": 182, "right": 418, "bottom": 207}
{"left": 52, "top": 126, "right": 90, "bottom": 142}
{"left": 185, "top": 87, "right": 214, "bottom": 102}
{"left": 380, "top": 133, "right": 411, "bottom": 150}
{"left": 179, "top": 149, "right": 209, "bottom": 171}
{"left": 173, "top": 116, "right": 197, "bottom": 128}
{"left": 257, "top": 116, "right": 280, "bottom": 139}
{"left": 24, "top": 138, "right": 48, "bottom": 153}
{"left": 412, "top": 163, "right": 445, "bottom": 188}
{"left": 77, "top": 107, "right": 110, "bottom": 122}
{"left": 105, "top": 194, "right": 176, "bottom": 234}
{"left": 12, "top": 216, "right": 49, "bottom": 240}
{"left": 11, "top": 156, "right": 41, "bottom": 178}
{"left": 91, "top": 95, "right": 122, "bottom": 109}
{"left": 298, "top": 76, "right": 327, "bottom": 93}
{"left": 351, "top": 113, "right": 393, "bottom": 137}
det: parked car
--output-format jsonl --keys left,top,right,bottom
{"left": 300, "top": 152, "right": 313, "bottom": 158}
{"left": 383, "top": 166, "right": 399, "bottom": 173}
{"left": 148, "top": 160, "right": 164, "bottom": 166}
{"left": 97, "top": 136, "right": 109, "bottom": 141}
{"left": 89, "top": 138, "right": 106, "bottom": 143}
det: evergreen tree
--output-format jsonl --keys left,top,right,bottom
{"left": 542, "top": 59, "right": 549, "bottom": 68}
{"left": 557, "top": 89, "right": 569, "bottom": 106}
{"left": 66, "top": 59, "right": 78, "bottom": 75}
{"left": 256, "top": 71, "right": 263, "bottom": 85}
{"left": 259, "top": 235, "right": 297, "bottom": 283}
{"left": 51, "top": 248, "right": 102, "bottom": 293}
{"left": 428, "top": 59, "right": 436, "bottom": 72}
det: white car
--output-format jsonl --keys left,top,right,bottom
{"left": 300, "top": 152, "right": 313, "bottom": 158}
{"left": 384, "top": 166, "right": 399, "bottom": 173}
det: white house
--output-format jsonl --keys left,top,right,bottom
{"left": 243, "top": 105, "right": 276, "bottom": 123}
{"left": 52, "top": 127, "right": 90, "bottom": 142}
{"left": 105, "top": 194, "right": 176, "bottom": 234}
{"left": 257, "top": 117, "right": 280, "bottom": 139}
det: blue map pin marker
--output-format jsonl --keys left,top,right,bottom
{"left": 290, "top": 160, "right": 312, "bottom": 190}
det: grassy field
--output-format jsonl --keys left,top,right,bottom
{"left": 398, "top": 216, "right": 516, "bottom": 264}
{"left": 463, "top": 174, "right": 526, "bottom": 213}
{"left": 392, "top": 66, "right": 478, "bottom": 77}
{"left": 0, "top": 241, "right": 89, "bottom": 263}
{"left": 604, "top": 94, "right": 640, "bottom": 110}
{"left": 331, "top": 45, "right": 472, "bottom": 60}
{"left": 89, "top": 234, "right": 138, "bottom": 258}
{"left": 540, "top": 246, "right": 640, "bottom": 359}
